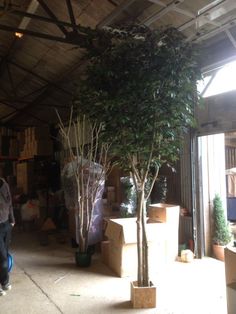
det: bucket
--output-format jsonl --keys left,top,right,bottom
{"left": 75, "top": 252, "right": 92, "bottom": 267}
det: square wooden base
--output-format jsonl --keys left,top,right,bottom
{"left": 130, "top": 281, "right": 156, "bottom": 308}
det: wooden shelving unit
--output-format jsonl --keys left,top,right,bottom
{"left": 0, "top": 156, "right": 18, "bottom": 160}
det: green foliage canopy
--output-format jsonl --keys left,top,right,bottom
{"left": 75, "top": 25, "right": 201, "bottom": 174}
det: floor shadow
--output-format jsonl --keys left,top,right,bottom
{"left": 111, "top": 301, "right": 132, "bottom": 310}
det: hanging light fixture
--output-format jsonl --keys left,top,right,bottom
{"left": 14, "top": 0, "right": 39, "bottom": 39}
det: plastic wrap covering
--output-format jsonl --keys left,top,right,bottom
{"left": 62, "top": 157, "right": 105, "bottom": 245}
{"left": 21, "top": 199, "right": 40, "bottom": 221}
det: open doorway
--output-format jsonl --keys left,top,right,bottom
{"left": 196, "top": 59, "right": 236, "bottom": 257}
{"left": 198, "top": 132, "right": 236, "bottom": 256}
{"left": 225, "top": 132, "right": 236, "bottom": 240}
{"left": 198, "top": 132, "right": 236, "bottom": 255}
{"left": 198, "top": 133, "right": 226, "bottom": 256}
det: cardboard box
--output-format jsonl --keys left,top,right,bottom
{"left": 101, "top": 240, "right": 110, "bottom": 265}
{"left": 148, "top": 203, "right": 180, "bottom": 261}
{"left": 226, "top": 282, "right": 236, "bottom": 314}
{"left": 105, "top": 217, "right": 167, "bottom": 277}
{"left": 224, "top": 247, "right": 236, "bottom": 314}
{"left": 225, "top": 246, "right": 236, "bottom": 285}
{"left": 148, "top": 203, "right": 180, "bottom": 223}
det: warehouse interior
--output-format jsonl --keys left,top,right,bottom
{"left": 0, "top": 0, "right": 236, "bottom": 313}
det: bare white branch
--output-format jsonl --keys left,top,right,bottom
{"left": 57, "top": 107, "right": 110, "bottom": 252}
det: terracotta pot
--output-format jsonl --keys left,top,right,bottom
{"left": 130, "top": 281, "right": 156, "bottom": 308}
{"left": 212, "top": 244, "right": 225, "bottom": 261}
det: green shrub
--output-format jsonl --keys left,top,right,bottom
{"left": 212, "top": 194, "right": 231, "bottom": 246}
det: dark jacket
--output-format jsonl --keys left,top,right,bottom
{"left": 0, "top": 178, "right": 15, "bottom": 224}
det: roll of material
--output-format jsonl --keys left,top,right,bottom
{"left": 7, "top": 253, "right": 13, "bottom": 272}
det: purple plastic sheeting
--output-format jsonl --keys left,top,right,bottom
{"left": 61, "top": 157, "right": 105, "bottom": 246}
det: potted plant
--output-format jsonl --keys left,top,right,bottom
{"left": 57, "top": 109, "right": 111, "bottom": 266}
{"left": 74, "top": 24, "right": 201, "bottom": 306}
{"left": 212, "top": 194, "right": 232, "bottom": 261}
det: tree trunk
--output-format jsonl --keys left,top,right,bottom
{"left": 136, "top": 186, "right": 149, "bottom": 287}
{"left": 142, "top": 199, "right": 149, "bottom": 286}
{"left": 136, "top": 189, "right": 143, "bottom": 286}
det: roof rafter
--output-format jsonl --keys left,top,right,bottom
{"left": 0, "top": 5, "right": 77, "bottom": 29}
{"left": 0, "top": 99, "right": 48, "bottom": 124}
{"left": 143, "top": 0, "right": 184, "bottom": 26}
{"left": 65, "top": 0, "right": 78, "bottom": 34}
{"left": 97, "top": 0, "right": 136, "bottom": 28}
{"left": 6, "top": 62, "right": 18, "bottom": 98}
{"left": 0, "top": 23, "right": 75, "bottom": 44}
{"left": 0, "top": 98, "right": 69, "bottom": 109}
{"left": 37, "top": 0, "right": 68, "bottom": 36}
{"left": 8, "top": 60, "right": 73, "bottom": 97}
{"left": 5, "top": 58, "right": 87, "bottom": 123}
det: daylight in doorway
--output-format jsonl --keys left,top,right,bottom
{"left": 199, "top": 60, "right": 236, "bottom": 98}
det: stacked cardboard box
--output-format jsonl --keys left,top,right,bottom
{"left": 148, "top": 203, "right": 180, "bottom": 262}
{"left": 20, "top": 126, "right": 53, "bottom": 158}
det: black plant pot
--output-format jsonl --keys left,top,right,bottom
{"left": 75, "top": 251, "right": 92, "bottom": 267}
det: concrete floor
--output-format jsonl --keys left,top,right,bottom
{"left": 1, "top": 228, "right": 228, "bottom": 314}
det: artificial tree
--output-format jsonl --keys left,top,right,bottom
{"left": 74, "top": 25, "right": 201, "bottom": 285}
{"left": 57, "top": 109, "right": 110, "bottom": 264}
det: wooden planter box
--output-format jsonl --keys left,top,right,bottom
{"left": 130, "top": 281, "right": 156, "bottom": 308}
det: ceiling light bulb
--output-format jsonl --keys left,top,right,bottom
{"left": 15, "top": 32, "right": 23, "bottom": 38}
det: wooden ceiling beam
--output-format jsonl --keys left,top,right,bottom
{"left": 178, "top": 0, "right": 228, "bottom": 32}
{"left": 0, "top": 38, "right": 19, "bottom": 82}
{"left": 65, "top": 0, "right": 78, "bottom": 34}
{"left": 8, "top": 60, "right": 73, "bottom": 97}
{"left": 147, "top": 0, "right": 166, "bottom": 6}
{"left": 225, "top": 29, "right": 236, "bottom": 49}
{"left": 0, "top": 98, "right": 69, "bottom": 109}
{"left": 0, "top": 100, "right": 49, "bottom": 124}
{"left": 2, "top": 85, "right": 60, "bottom": 124}
{"left": 36, "top": 0, "right": 68, "bottom": 36}
{"left": 0, "top": 23, "right": 74, "bottom": 44}
{"left": 142, "top": 0, "right": 184, "bottom": 26}
{"left": 17, "top": 85, "right": 49, "bottom": 101}
{"left": 5, "top": 58, "right": 86, "bottom": 124}
{"left": 0, "top": 21, "right": 97, "bottom": 48}
{"left": 0, "top": 85, "right": 11, "bottom": 98}
{"left": 6, "top": 63, "right": 18, "bottom": 98}
{"left": 194, "top": 19, "right": 236, "bottom": 42}
{"left": 0, "top": 5, "right": 76, "bottom": 29}
{"left": 97, "top": 0, "right": 136, "bottom": 28}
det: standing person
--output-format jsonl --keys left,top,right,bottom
{"left": 0, "top": 177, "right": 15, "bottom": 296}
